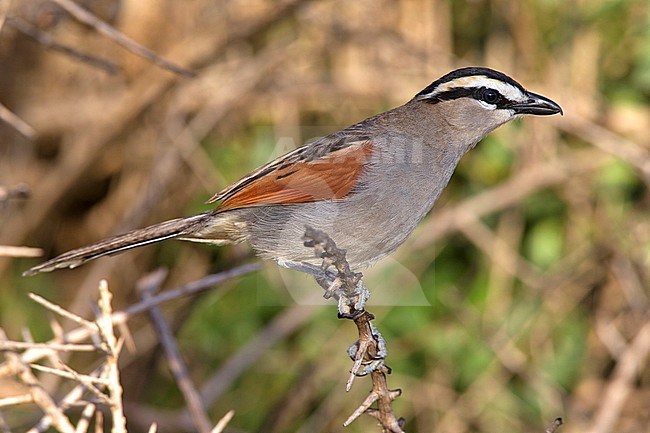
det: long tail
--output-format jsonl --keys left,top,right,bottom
{"left": 23, "top": 213, "right": 211, "bottom": 276}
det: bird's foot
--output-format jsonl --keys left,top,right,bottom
{"left": 347, "top": 320, "right": 388, "bottom": 376}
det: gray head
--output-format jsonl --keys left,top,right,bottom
{"left": 413, "top": 67, "right": 562, "bottom": 142}
{"left": 416, "top": 67, "right": 562, "bottom": 115}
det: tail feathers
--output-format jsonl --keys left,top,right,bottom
{"left": 23, "top": 213, "right": 209, "bottom": 276}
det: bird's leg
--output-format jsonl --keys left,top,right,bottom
{"left": 299, "top": 227, "right": 387, "bottom": 375}
{"left": 297, "top": 227, "right": 370, "bottom": 315}
{"left": 277, "top": 257, "right": 370, "bottom": 315}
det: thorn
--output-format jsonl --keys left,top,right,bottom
{"left": 343, "top": 391, "right": 379, "bottom": 427}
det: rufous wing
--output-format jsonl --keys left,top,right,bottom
{"left": 212, "top": 141, "right": 373, "bottom": 212}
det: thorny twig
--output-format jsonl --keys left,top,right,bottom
{"left": 301, "top": 227, "right": 567, "bottom": 433}
{"left": 302, "top": 227, "right": 404, "bottom": 433}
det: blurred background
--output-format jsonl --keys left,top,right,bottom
{"left": 1, "top": 0, "right": 649, "bottom": 432}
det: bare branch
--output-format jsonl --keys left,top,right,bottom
{"left": 28, "top": 366, "right": 107, "bottom": 432}
{"left": 7, "top": 17, "right": 118, "bottom": 74}
{"left": 138, "top": 272, "right": 212, "bottom": 433}
{"left": 50, "top": 0, "right": 195, "bottom": 78}
{"left": 587, "top": 320, "right": 650, "bottom": 433}
{"left": 0, "top": 100, "right": 36, "bottom": 139}
{"left": 28, "top": 363, "right": 109, "bottom": 386}
{"left": 0, "top": 246, "right": 43, "bottom": 258}
{"left": 74, "top": 404, "right": 95, "bottom": 433}
{"left": 94, "top": 410, "right": 103, "bottom": 433}
{"left": 0, "top": 341, "right": 97, "bottom": 352}
{"left": 29, "top": 293, "right": 97, "bottom": 331}
{"left": 0, "top": 329, "right": 76, "bottom": 433}
{"left": 0, "top": 263, "right": 261, "bottom": 373}
{"left": 96, "top": 280, "right": 127, "bottom": 433}
{"left": 210, "top": 410, "right": 234, "bottom": 433}
{"left": 0, "top": 394, "right": 33, "bottom": 408}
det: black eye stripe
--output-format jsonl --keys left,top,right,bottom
{"left": 423, "top": 86, "right": 514, "bottom": 109}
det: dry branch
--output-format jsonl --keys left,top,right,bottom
{"left": 125, "top": 302, "right": 315, "bottom": 432}
{"left": 0, "top": 329, "right": 76, "bottom": 433}
{"left": 7, "top": 17, "right": 118, "bottom": 74}
{"left": 210, "top": 410, "right": 234, "bottom": 433}
{"left": 28, "top": 366, "right": 106, "bottom": 432}
{"left": 0, "top": 280, "right": 138, "bottom": 432}
{"left": 0, "top": 246, "right": 42, "bottom": 258}
{"left": 587, "top": 320, "right": 650, "bottom": 433}
{"left": 0, "top": 394, "right": 33, "bottom": 408}
{"left": 28, "top": 293, "right": 97, "bottom": 330}
{"left": 0, "top": 341, "right": 97, "bottom": 352}
{"left": 96, "top": 280, "right": 127, "bottom": 433}
{"left": 74, "top": 403, "right": 96, "bottom": 433}
{"left": 0, "top": 264, "right": 259, "bottom": 431}
{"left": 138, "top": 271, "right": 212, "bottom": 433}
{"left": 50, "top": 0, "right": 194, "bottom": 78}
{"left": 0, "top": 101, "right": 36, "bottom": 139}
{"left": 0, "top": 263, "right": 261, "bottom": 375}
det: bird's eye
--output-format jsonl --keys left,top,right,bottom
{"left": 481, "top": 89, "right": 500, "bottom": 104}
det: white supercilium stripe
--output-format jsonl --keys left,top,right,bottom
{"left": 425, "top": 76, "right": 527, "bottom": 102}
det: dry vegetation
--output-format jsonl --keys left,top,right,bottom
{"left": 0, "top": 0, "right": 649, "bottom": 432}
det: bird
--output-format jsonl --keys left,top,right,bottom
{"left": 24, "top": 67, "right": 562, "bottom": 277}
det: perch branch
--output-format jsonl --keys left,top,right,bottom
{"left": 302, "top": 227, "right": 404, "bottom": 433}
